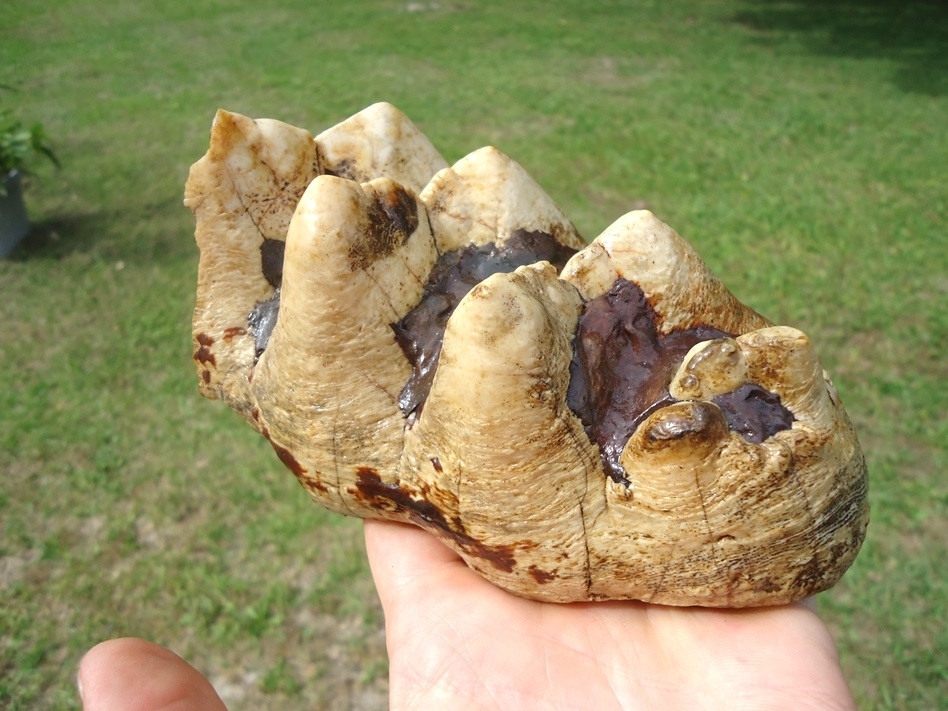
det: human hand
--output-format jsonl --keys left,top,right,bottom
{"left": 78, "top": 519, "right": 857, "bottom": 710}
{"left": 365, "top": 519, "right": 857, "bottom": 711}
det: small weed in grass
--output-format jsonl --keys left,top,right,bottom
{"left": 262, "top": 657, "right": 304, "bottom": 696}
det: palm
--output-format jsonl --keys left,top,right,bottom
{"left": 365, "top": 520, "right": 856, "bottom": 711}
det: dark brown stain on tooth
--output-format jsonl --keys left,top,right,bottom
{"left": 528, "top": 565, "right": 556, "bottom": 584}
{"left": 507, "top": 229, "right": 580, "bottom": 271}
{"left": 194, "top": 333, "right": 217, "bottom": 368}
{"left": 260, "top": 424, "right": 306, "bottom": 478}
{"left": 305, "top": 478, "right": 329, "bottom": 494}
{"left": 392, "top": 231, "right": 579, "bottom": 420}
{"left": 270, "top": 440, "right": 306, "bottom": 478}
{"left": 350, "top": 184, "right": 420, "bottom": 270}
{"left": 568, "top": 279, "right": 793, "bottom": 484}
{"left": 712, "top": 383, "right": 793, "bottom": 444}
{"left": 323, "top": 158, "right": 358, "bottom": 181}
{"left": 260, "top": 238, "right": 285, "bottom": 288}
{"left": 354, "top": 467, "right": 453, "bottom": 531}
{"left": 222, "top": 326, "right": 247, "bottom": 340}
{"left": 353, "top": 468, "right": 522, "bottom": 573}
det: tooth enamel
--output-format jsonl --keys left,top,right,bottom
{"left": 619, "top": 401, "right": 730, "bottom": 501}
{"left": 670, "top": 338, "right": 749, "bottom": 400}
{"left": 252, "top": 176, "right": 436, "bottom": 516}
{"left": 315, "top": 102, "right": 448, "bottom": 194}
{"left": 421, "top": 146, "right": 586, "bottom": 254}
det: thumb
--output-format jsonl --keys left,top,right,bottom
{"left": 364, "top": 519, "right": 473, "bottom": 606}
{"left": 78, "top": 638, "right": 227, "bottom": 711}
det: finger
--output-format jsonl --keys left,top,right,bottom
{"left": 365, "top": 518, "right": 464, "bottom": 572}
{"left": 798, "top": 595, "right": 818, "bottom": 612}
{"left": 78, "top": 638, "right": 226, "bottom": 711}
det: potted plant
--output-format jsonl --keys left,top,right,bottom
{"left": 1, "top": 91, "right": 60, "bottom": 257}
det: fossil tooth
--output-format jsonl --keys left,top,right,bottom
{"left": 400, "top": 263, "right": 598, "bottom": 600}
{"left": 252, "top": 176, "right": 437, "bottom": 516}
{"left": 315, "top": 101, "right": 448, "bottom": 194}
{"left": 421, "top": 146, "right": 586, "bottom": 253}
{"left": 186, "top": 110, "right": 321, "bottom": 424}
{"left": 186, "top": 104, "right": 869, "bottom": 607}
{"left": 562, "top": 209, "right": 771, "bottom": 335}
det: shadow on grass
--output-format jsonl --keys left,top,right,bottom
{"left": 733, "top": 0, "right": 948, "bottom": 95}
{"left": 7, "top": 214, "right": 102, "bottom": 260}
{"left": 6, "top": 200, "right": 196, "bottom": 265}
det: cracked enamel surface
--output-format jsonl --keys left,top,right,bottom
{"left": 185, "top": 103, "right": 869, "bottom": 606}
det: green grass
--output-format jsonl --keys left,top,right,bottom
{"left": 2, "top": 0, "right": 946, "bottom": 708}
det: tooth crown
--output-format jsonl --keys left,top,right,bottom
{"left": 186, "top": 103, "right": 869, "bottom": 606}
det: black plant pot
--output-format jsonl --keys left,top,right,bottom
{"left": 1, "top": 171, "right": 30, "bottom": 257}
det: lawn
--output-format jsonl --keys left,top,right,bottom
{"left": 1, "top": 0, "right": 946, "bottom": 708}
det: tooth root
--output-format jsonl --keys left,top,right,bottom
{"left": 618, "top": 401, "right": 731, "bottom": 510}
{"left": 315, "top": 102, "right": 448, "bottom": 194}
{"left": 669, "top": 338, "right": 749, "bottom": 400}
{"left": 736, "top": 326, "right": 835, "bottom": 428}
{"left": 420, "top": 146, "right": 586, "bottom": 254}
{"left": 253, "top": 175, "right": 438, "bottom": 514}
{"left": 402, "top": 264, "right": 597, "bottom": 601}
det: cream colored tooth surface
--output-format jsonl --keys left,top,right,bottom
{"left": 253, "top": 176, "right": 437, "bottom": 517}
{"left": 562, "top": 209, "right": 771, "bottom": 335}
{"left": 315, "top": 102, "right": 448, "bottom": 194}
{"left": 186, "top": 103, "right": 869, "bottom": 607}
{"left": 186, "top": 110, "right": 321, "bottom": 424}
{"left": 421, "top": 146, "right": 586, "bottom": 253}
{"left": 669, "top": 338, "right": 748, "bottom": 401}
